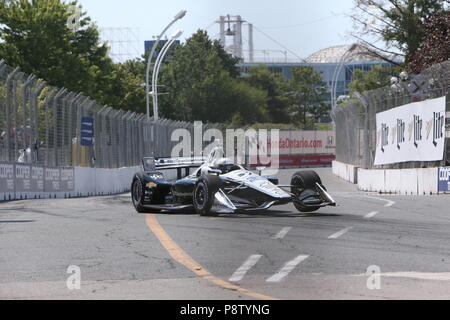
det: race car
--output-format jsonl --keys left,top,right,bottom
{"left": 131, "top": 144, "right": 336, "bottom": 216}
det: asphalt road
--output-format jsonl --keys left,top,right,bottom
{"left": 1, "top": 168, "right": 450, "bottom": 300}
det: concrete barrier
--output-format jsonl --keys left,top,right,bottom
{"left": 358, "top": 168, "right": 385, "bottom": 193}
{"left": 1, "top": 163, "right": 142, "bottom": 200}
{"left": 1, "top": 162, "right": 184, "bottom": 201}
{"left": 74, "top": 166, "right": 140, "bottom": 197}
{"left": 418, "top": 168, "right": 439, "bottom": 195}
{"left": 358, "top": 167, "right": 438, "bottom": 195}
{"left": 332, "top": 160, "right": 439, "bottom": 195}
{"left": 332, "top": 161, "right": 358, "bottom": 184}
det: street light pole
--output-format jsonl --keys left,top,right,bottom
{"left": 145, "top": 10, "right": 187, "bottom": 119}
{"left": 151, "top": 30, "right": 183, "bottom": 121}
{"left": 331, "top": 44, "right": 358, "bottom": 112}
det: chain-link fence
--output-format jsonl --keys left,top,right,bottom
{"left": 0, "top": 60, "right": 235, "bottom": 168}
{"left": 333, "top": 60, "right": 450, "bottom": 169}
{"left": 0, "top": 60, "right": 338, "bottom": 170}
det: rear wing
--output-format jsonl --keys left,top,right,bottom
{"left": 142, "top": 157, "right": 206, "bottom": 179}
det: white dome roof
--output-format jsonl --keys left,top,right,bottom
{"left": 305, "top": 45, "right": 382, "bottom": 63}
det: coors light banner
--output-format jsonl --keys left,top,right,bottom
{"left": 374, "top": 96, "right": 446, "bottom": 166}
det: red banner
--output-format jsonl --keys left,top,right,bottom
{"left": 248, "top": 154, "right": 336, "bottom": 168}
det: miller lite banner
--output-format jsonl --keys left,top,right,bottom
{"left": 374, "top": 96, "right": 446, "bottom": 166}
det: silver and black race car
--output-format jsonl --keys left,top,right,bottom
{"left": 131, "top": 145, "right": 336, "bottom": 216}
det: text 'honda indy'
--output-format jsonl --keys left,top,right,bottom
{"left": 131, "top": 145, "right": 336, "bottom": 216}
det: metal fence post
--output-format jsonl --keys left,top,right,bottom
{"left": 4, "top": 67, "right": 20, "bottom": 162}
{"left": 53, "top": 88, "right": 67, "bottom": 166}
{"left": 31, "top": 81, "right": 46, "bottom": 164}
{"left": 21, "top": 75, "right": 35, "bottom": 154}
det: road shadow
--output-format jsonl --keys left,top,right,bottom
{"left": 144, "top": 210, "right": 341, "bottom": 219}
{"left": 218, "top": 211, "right": 341, "bottom": 219}
{"left": 0, "top": 220, "right": 35, "bottom": 224}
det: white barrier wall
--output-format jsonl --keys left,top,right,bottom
{"left": 358, "top": 167, "right": 438, "bottom": 195}
{"left": 77, "top": 166, "right": 180, "bottom": 197}
{"left": 332, "top": 161, "right": 439, "bottom": 195}
{"left": 74, "top": 166, "right": 141, "bottom": 197}
{"left": 332, "top": 161, "right": 358, "bottom": 184}
{"left": 1, "top": 163, "right": 182, "bottom": 201}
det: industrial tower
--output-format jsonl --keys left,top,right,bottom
{"left": 217, "top": 15, "right": 254, "bottom": 63}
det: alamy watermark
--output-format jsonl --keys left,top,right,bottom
{"left": 66, "top": 265, "right": 81, "bottom": 290}
{"left": 66, "top": 5, "right": 81, "bottom": 32}
{"left": 171, "top": 122, "right": 280, "bottom": 174}
{"left": 366, "top": 265, "right": 381, "bottom": 290}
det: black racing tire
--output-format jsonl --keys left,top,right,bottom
{"left": 193, "top": 175, "right": 222, "bottom": 216}
{"left": 131, "top": 176, "right": 147, "bottom": 213}
{"left": 291, "top": 171, "right": 323, "bottom": 213}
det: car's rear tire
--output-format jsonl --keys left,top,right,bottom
{"left": 131, "top": 176, "right": 147, "bottom": 213}
{"left": 193, "top": 175, "right": 221, "bottom": 216}
{"left": 291, "top": 171, "right": 323, "bottom": 213}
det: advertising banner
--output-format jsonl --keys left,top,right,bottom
{"left": 268, "top": 131, "right": 335, "bottom": 155}
{"left": 15, "top": 163, "right": 32, "bottom": 193}
{"left": 249, "top": 154, "right": 336, "bottom": 168}
{"left": 438, "top": 167, "right": 450, "bottom": 192}
{"left": 60, "top": 167, "right": 75, "bottom": 192}
{"left": 30, "top": 165, "right": 45, "bottom": 193}
{"left": 44, "top": 167, "right": 61, "bottom": 192}
{"left": 374, "top": 96, "right": 446, "bottom": 166}
{"left": 0, "top": 162, "right": 15, "bottom": 193}
{"left": 81, "top": 116, "right": 94, "bottom": 147}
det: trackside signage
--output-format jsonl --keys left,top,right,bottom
{"left": 374, "top": 96, "right": 446, "bottom": 166}
{"left": 0, "top": 162, "right": 75, "bottom": 200}
{"left": 0, "top": 162, "right": 15, "bottom": 193}
{"left": 268, "top": 131, "right": 335, "bottom": 155}
{"left": 15, "top": 163, "right": 32, "bottom": 193}
{"left": 439, "top": 167, "right": 450, "bottom": 192}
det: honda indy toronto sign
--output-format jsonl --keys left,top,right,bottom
{"left": 374, "top": 96, "right": 446, "bottom": 166}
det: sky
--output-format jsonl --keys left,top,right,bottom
{"left": 76, "top": 0, "right": 357, "bottom": 62}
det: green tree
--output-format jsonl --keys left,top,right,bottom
{"left": 348, "top": 65, "right": 400, "bottom": 94}
{"left": 0, "top": 0, "right": 115, "bottom": 105}
{"left": 160, "top": 30, "right": 268, "bottom": 124}
{"left": 110, "top": 58, "right": 146, "bottom": 113}
{"left": 350, "top": 0, "right": 449, "bottom": 63}
{"left": 288, "top": 66, "right": 329, "bottom": 129}
{"left": 244, "top": 66, "right": 291, "bottom": 124}
{"left": 407, "top": 13, "right": 450, "bottom": 73}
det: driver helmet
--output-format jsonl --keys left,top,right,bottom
{"left": 213, "top": 158, "right": 236, "bottom": 174}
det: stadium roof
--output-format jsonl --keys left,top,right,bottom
{"left": 305, "top": 44, "right": 387, "bottom": 64}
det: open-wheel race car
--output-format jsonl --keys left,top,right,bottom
{"left": 131, "top": 144, "right": 336, "bottom": 216}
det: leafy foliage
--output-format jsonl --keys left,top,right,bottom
{"left": 351, "top": 0, "right": 449, "bottom": 63}
{"left": 287, "top": 66, "right": 329, "bottom": 129}
{"left": 243, "top": 66, "right": 291, "bottom": 124}
{"left": 0, "top": 0, "right": 116, "bottom": 106}
{"left": 0, "top": 2, "right": 333, "bottom": 127}
{"left": 110, "top": 58, "right": 146, "bottom": 113}
{"left": 407, "top": 12, "right": 450, "bottom": 74}
{"left": 348, "top": 65, "right": 400, "bottom": 94}
{"left": 159, "top": 30, "right": 268, "bottom": 124}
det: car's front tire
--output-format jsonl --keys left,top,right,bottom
{"left": 193, "top": 175, "right": 221, "bottom": 216}
{"left": 291, "top": 171, "right": 323, "bottom": 213}
{"left": 131, "top": 176, "right": 147, "bottom": 213}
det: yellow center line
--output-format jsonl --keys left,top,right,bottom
{"left": 145, "top": 214, "right": 279, "bottom": 300}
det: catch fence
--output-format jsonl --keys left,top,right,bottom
{"left": 333, "top": 60, "right": 450, "bottom": 169}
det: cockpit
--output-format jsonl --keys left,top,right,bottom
{"left": 205, "top": 146, "right": 242, "bottom": 175}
